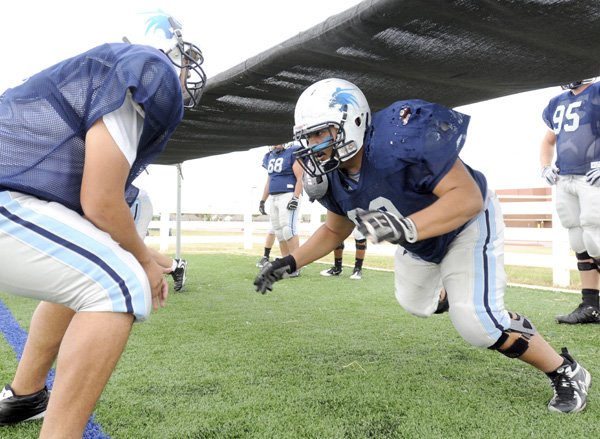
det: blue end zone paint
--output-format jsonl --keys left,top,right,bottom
{"left": 0, "top": 299, "right": 110, "bottom": 438}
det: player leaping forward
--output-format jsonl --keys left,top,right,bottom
{"left": 254, "top": 78, "right": 591, "bottom": 413}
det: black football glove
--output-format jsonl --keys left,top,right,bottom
{"left": 287, "top": 196, "right": 299, "bottom": 210}
{"left": 259, "top": 200, "right": 267, "bottom": 215}
{"left": 254, "top": 255, "right": 297, "bottom": 294}
{"left": 356, "top": 208, "right": 418, "bottom": 245}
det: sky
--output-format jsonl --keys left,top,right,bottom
{"left": 1, "top": 0, "right": 560, "bottom": 214}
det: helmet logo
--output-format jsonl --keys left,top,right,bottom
{"left": 144, "top": 11, "right": 176, "bottom": 39}
{"left": 329, "top": 87, "right": 359, "bottom": 111}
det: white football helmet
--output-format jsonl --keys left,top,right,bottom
{"left": 561, "top": 78, "right": 595, "bottom": 90}
{"left": 293, "top": 78, "right": 371, "bottom": 177}
{"left": 125, "top": 11, "right": 206, "bottom": 109}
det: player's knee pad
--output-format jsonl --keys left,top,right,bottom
{"left": 274, "top": 228, "right": 285, "bottom": 242}
{"left": 488, "top": 312, "right": 536, "bottom": 358}
{"left": 281, "top": 225, "right": 295, "bottom": 241}
{"left": 355, "top": 239, "right": 367, "bottom": 250}
{"left": 336, "top": 243, "right": 345, "bottom": 251}
{"left": 576, "top": 251, "right": 598, "bottom": 272}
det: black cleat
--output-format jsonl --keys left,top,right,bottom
{"left": 548, "top": 348, "right": 591, "bottom": 414}
{"left": 556, "top": 304, "right": 600, "bottom": 324}
{"left": 171, "top": 258, "right": 188, "bottom": 292}
{"left": 320, "top": 266, "right": 342, "bottom": 277}
{"left": 350, "top": 267, "right": 362, "bottom": 280}
{"left": 256, "top": 256, "right": 269, "bottom": 268}
{"left": 0, "top": 384, "right": 50, "bottom": 425}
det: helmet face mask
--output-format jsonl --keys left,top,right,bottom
{"left": 293, "top": 78, "right": 370, "bottom": 178}
{"left": 561, "top": 78, "right": 595, "bottom": 90}
{"left": 128, "top": 11, "right": 206, "bottom": 109}
{"left": 163, "top": 20, "right": 206, "bottom": 109}
{"left": 294, "top": 121, "right": 350, "bottom": 177}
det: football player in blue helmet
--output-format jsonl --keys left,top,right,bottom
{"left": 0, "top": 11, "right": 204, "bottom": 436}
{"left": 540, "top": 77, "right": 600, "bottom": 324}
{"left": 255, "top": 78, "right": 591, "bottom": 414}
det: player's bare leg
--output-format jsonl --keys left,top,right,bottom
{"left": 39, "top": 312, "right": 133, "bottom": 438}
{"left": 286, "top": 235, "right": 300, "bottom": 255}
{"left": 11, "top": 302, "right": 74, "bottom": 395}
{"left": 499, "top": 332, "right": 562, "bottom": 372}
{"left": 278, "top": 239, "right": 290, "bottom": 257}
{"left": 497, "top": 319, "right": 591, "bottom": 413}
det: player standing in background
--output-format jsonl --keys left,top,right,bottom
{"left": 0, "top": 12, "right": 205, "bottom": 437}
{"left": 131, "top": 188, "right": 188, "bottom": 292}
{"left": 255, "top": 197, "right": 277, "bottom": 268}
{"left": 540, "top": 78, "right": 600, "bottom": 324}
{"left": 319, "top": 228, "right": 367, "bottom": 279}
{"left": 259, "top": 143, "right": 304, "bottom": 276}
{"left": 255, "top": 78, "right": 591, "bottom": 413}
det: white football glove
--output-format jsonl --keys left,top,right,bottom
{"left": 585, "top": 167, "right": 600, "bottom": 187}
{"left": 541, "top": 165, "right": 558, "bottom": 186}
{"left": 356, "top": 208, "right": 418, "bottom": 245}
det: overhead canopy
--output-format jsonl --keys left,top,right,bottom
{"left": 158, "top": 0, "right": 600, "bottom": 165}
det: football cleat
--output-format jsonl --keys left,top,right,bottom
{"left": 556, "top": 304, "right": 600, "bottom": 324}
{"left": 548, "top": 348, "right": 591, "bottom": 414}
{"left": 0, "top": 384, "right": 50, "bottom": 425}
{"left": 256, "top": 256, "right": 269, "bottom": 268}
{"left": 288, "top": 270, "right": 301, "bottom": 278}
{"left": 320, "top": 266, "right": 342, "bottom": 277}
{"left": 349, "top": 267, "right": 362, "bottom": 280}
{"left": 171, "top": 258, "right": 187, "bottom": 292}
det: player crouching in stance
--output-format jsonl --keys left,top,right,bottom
{"left": 0, "top": 12, "right": 204, "bottom": 437}
{"left": 254, "top": 78, "right": 591, "bottom": 413}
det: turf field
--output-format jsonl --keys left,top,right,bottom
{"left": 1, "top": 253, "right": 599, "bottom": 438}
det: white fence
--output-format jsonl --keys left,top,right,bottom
{"left": 149, "top": 187, "right": 575, "bottom": 287}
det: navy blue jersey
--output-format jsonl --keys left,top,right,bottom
{"left": 0, "top": 43, "right": 183, "bottom": 213}
{"left": 318, "top": 100, "right": 487, "bottom": 263}
{"left": 542, "top": 82, "right": 600, "bottom": 175}
{"left": 262, "top": 145, "right": 300, "bottom": 194}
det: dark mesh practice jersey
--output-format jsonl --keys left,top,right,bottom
{"left": 318, "top": 100, "right": 487, "bottom": 263}
{"left": 262, "top": 144, "right": 301, "bottom": 194}
{"left": 0, "top": 43, "right": 183, "bottom": 213}
{"left": 542, "top": 82, "right": 600, "bottom": 175}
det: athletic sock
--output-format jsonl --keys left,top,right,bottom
{"left": 581, "top": 288, "right": 599, "bottom": 308}
{"left": 334, "top": 257, "right": 343, "bottom": 269}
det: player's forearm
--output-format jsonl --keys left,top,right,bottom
{"left": 84, "top": 200, "right": 152, "bottom": 266}
{"left": 539, "top": 141, "right": 555, "bottom": 167}
{"left": 539, "top": 131, "right": 556, "bottom": 167}
{"left": 292, "top": 223, "right": 349, "bottom": 268}
{"left": 410, "top": 186, "right": 483, "bottom": 240}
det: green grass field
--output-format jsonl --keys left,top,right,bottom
{"left": 1, "top": 253, "right": 598, "bottom": 438}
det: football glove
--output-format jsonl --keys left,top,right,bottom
{"left": 541, "top": 165, "right": 558, "bottom": 186}
{"left": 254, "top": 255, "right": 297, "bottom": 294}
{"left": 259, "top": 200, "right": 267, "bottom": 215}
{"left": 287, "top": 196, "right": 299, "bottom": 210}
{"left": 356, "top": 208, "right": 418, "bottom": 245}
{"left": 585, "top": 167, "right": 600, "bottom": 187}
